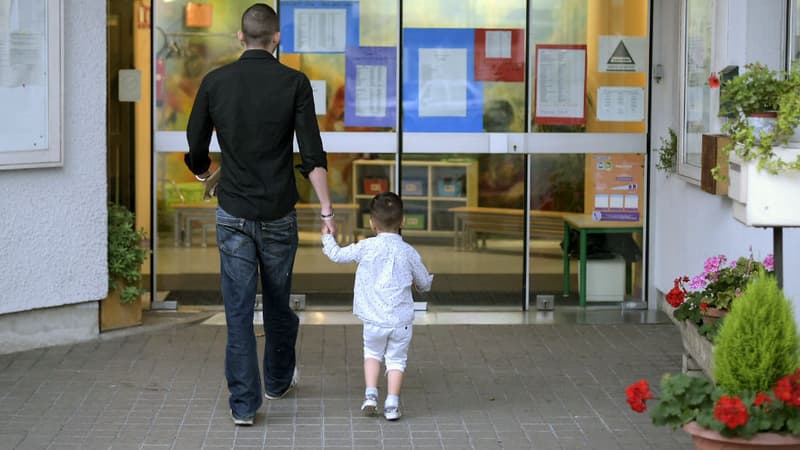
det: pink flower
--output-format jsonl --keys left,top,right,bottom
{"left": 703, "top": 255, "right": 727, "bottom": 276}
{"left": 763, "top": 254, "right": 774, "bottom": 271}
{"left": 689, "top": 275, "right": 707, "bottom": 291}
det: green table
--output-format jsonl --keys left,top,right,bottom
{"left": 561, "top": 213, "right": 643, "bottom": 306}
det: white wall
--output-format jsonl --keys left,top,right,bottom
{"left": 650, "top": 0, "right": 800, "bottom": 316}
{"left": 0, "top": 0, "right": 107, "bottom": 316}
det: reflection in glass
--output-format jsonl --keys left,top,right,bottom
{"left": 530, "top": 0, "right": 648, "bottom": 133}
{"left": 530, "top": 153, "right": 643, "bottom": 305}
{"left": 683, "top": 0, "right": 713, "bottom": 167}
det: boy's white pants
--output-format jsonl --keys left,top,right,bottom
{"left": 362, "top": 322, "right": 413, "bottom": 372}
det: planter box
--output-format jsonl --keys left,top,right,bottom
{"left": 728, "top": 147, "right": 800, "bottom": 226}
{"left": 99, "top": 280, "right": 143, "bottom": 332}
{"left": 678, "top": 320, "right": 714, "bottom": 379}
{"left": 700, "top": 134, "right": 729, "bottom": 195}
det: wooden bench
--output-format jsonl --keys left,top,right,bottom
{"left": 448, "top": 206, "right": 565, "bottom": 250}
{"left": 173, "top": 202, "right": 358, "bottom": 247}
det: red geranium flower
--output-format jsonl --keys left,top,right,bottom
{"left": 700, "top": 302, "right": 709, "bottom": 311}
{"left": 708, "top": 72, "right": 720, "bottom": 88}
{"left": 714, "top": 396, "right": 748, "bottom": 429}
{"left": 625, "top": 379, "right": 654, "bottom": 413}
{"left": 755, "top": 392, "right": 772, "bottom": 407}
{"left": 773, "top": 369, "right": 800, "bottom": 407}
{"left": 665, "top": 277, "right": 687, "bottom": 307}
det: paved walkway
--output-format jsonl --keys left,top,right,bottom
{"left": 0, "top": 318, "right": 692, "bottom": 449}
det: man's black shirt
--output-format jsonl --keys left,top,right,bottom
{"left": 186, "top": 49, "right": 326, "bottom": 221}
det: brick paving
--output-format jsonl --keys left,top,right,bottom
{"left": 0, "top": 322, "right": 692, "bottom": 449}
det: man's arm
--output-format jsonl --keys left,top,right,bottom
{"left": 185, "top": 78, "right": 213, "bottom": 178}
{"left": 294, "top": 74, "right": 335, "bottom": 233}
{"left": 308, "top": 167, "right": 336, "bottom": 234}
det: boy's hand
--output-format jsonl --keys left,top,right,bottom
{"left": 321, "top": 225, "right": 332, "bottom": 235}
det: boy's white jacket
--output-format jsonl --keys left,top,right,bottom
{"left": 322, "top": 233, "right": 433, "bottom": 327}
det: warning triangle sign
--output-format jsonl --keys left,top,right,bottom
{"left": 608, "top": 41, "right": 635, "bottom": 66}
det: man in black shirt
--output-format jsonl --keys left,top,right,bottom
{"left": 185, "top": 3, "right": 335, "bottom": 426}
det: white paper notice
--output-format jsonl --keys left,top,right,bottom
{"left": 596, "top": 87, "right": 645, "bottom": 122}
{"left": 418, "top": 48, "right": 467, "bottom": 117}
{"left": 535, "top": 48, "right": 586, "bottom": 120}
{"left": 485, "top": 30, "right": 511, "bottom": 58}
{"left": 310, "top": 80, "right": 326, "bottom": 116}
{"left": 355, "top": 64, "right": 387, "bottom": 118}
{"left": 294, "top": 8, "right": 346, "bottom": 53}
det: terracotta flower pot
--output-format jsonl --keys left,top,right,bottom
{"left": 683, "top": 421, "right": 800, "bottom": 449}
{"left": 701, "top": 306, "right": 727, "bottom": 326}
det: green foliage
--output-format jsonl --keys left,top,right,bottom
{"left": 718, "top": 62, "right": 800, "bottom": 177}
{"left": 108, "top": 203, "right": 148, "bottom": 304}
{"left": 719, "top": 63, "right": 785, "bottom": 116}
{"left": 673, "top": 293, "right": 702, "bottom": 323}
{"left": 713, "top": 272, "right": 800, "bottom": 393}
{"left": 650, "top": 374, "right": 716, "bottom": 429}
{"left": 654, "top": 128, "right": 677, "bottom": 175}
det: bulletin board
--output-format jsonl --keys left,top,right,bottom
{"left": 0, "top": 0, "right": 62, "bottom": 170}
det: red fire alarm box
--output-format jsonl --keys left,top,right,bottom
{"left": 186, "top": 3, "right": 213, "bottom": 28}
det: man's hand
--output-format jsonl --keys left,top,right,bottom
{"left": 321, "top": 217, "right": 336, "bottom": 236}
{"left": 202, "top": 167, "right": 221, "bottom": 200}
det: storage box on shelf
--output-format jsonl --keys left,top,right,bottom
{"left": 351, "top": 159, "right": 478, "bottom": 236}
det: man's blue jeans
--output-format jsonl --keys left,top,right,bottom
{"left": 216, "top": 207, "right": 299, "bottom": 417}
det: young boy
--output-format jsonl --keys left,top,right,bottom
{"left": 321, "top": 192, "right": 433, "bottom": 420}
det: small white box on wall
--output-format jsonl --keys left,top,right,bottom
{"left": 578, "top": 255, "right": 626, "bottom": 302}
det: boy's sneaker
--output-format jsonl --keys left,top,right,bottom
{"left": 230, "top": 410, "right": 254, "bottom": 426}
{"left": 360, "top": 393, "right": 378, "bottom": 416}
{"left": 383, "top": 405, "right": 402, "bottom": 421}
{"left": 264, "top": 367, "right": 298, "bottom": 400}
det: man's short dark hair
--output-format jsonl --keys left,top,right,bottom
{"left": 369, "top": 192, "right": 403, "bottom": 231}
{"left": 241, "top": 4, "right": 279, "bottom": 48}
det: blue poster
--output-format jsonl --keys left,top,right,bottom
{"left": 279, "top": 1, "right": 360, "bottom": 54}
{"left": 402, "top": 28, "right": 483, "bottom": 132}
{"left": 345, "top": 47, "right": 397, "bottom": 128}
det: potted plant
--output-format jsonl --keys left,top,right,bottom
{"left": 716, "top": 63, "right": 800, "bottom": 226}
{"left": 100, "top": 203, "right": 148, "bottom": 331}
{"left": 670, "top": 253, "right": 773, "bottom": 338}
{"left": 628, "top": 272, "right": 800, "bottom": 448}
{"left": 654, "top": 128, "right": 678, "bottom": 176}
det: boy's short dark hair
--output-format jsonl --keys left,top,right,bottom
{"left": 369, "top": 192, "right": 403, "bottom": 230}
{"left": 241, "top": 4, "right": 279, "bottom": 47}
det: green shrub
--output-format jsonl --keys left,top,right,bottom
{"left": 108, "top": 203, "right": 148, "bottom": 304}
{"left": 713, "top": 271, "right": 799, "bottom": 392}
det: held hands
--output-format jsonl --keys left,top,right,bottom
{"left": 320, "top": 210, "right": 336, "bottom": 236}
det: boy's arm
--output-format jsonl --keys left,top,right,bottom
{"left": 322, "top": 234, "right": 363, "bottom": 263}
{"left": 409, "top": 250, "right": 434, "bottom": 292}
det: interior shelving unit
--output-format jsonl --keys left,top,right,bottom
{"left": 351, "top": 159, "right": 478, "bottom": 237}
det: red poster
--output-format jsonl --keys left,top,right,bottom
{"left": 474, "top": 29, "right": 525, "bottom": 82}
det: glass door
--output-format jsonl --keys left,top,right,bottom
{"left": 528, "top": 0, "right": 649, "bottom": 311}
{"left": 399, "top": 0, "right": 528, "bottom": 308}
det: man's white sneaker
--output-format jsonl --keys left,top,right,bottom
{"left": 383, "top": 405, "right": 401, "bottom": 421}
{"left": 264, "top": 367, "right": 298, "bottom": 400}
{"left": 360, "top": 394, "right": 378, "bottom": 416}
